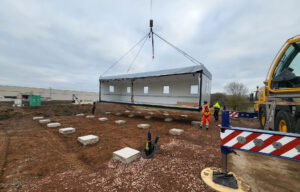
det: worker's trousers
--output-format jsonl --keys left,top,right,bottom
{"left": 201, "top": 115, "right": 210, "bottom": 126}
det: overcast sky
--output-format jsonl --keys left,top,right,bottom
{"left": 0, "top": 0, "right": 299, "bottom": 93}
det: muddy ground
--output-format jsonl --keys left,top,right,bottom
{"left": 0, "top": 103, "right": 260, "bottom": 192}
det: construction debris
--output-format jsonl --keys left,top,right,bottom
{"left": 59, "top": 127, "right": 76, "bottom": 134}
{"left": 86, "top": 115, "right": 95, "bottom": 118}
{"left": 76, "top": 113, "right": 84, "bottom": 117}
{"left": 125, "top": 110, "right": 130, "bottom": 113}
{"left": 113, "top": 147, "right": 141, "bottom": 163}
{"left": 77, "top": 135, "right": 99, "bottom": 146}
{"left": 115, "top": 113, "right": 122, "bottom": 116}
{"left": 105, "top": 112, "right": 111, "bottom": 115}
{"left": 145, "top": 115, "right": 152, "bottom": 120}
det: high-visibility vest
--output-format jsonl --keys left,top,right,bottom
{"left": 213, "top": 102, "right": 220, "bottom": 109}
{"left": 203, "top": 111, "right": 211, "bottom": 117}
{"left": 202, "top": 104, "right": 210, "bottom": 112}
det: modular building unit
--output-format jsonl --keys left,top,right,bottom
{"left": 99, "top": 65, "right": 212, "bottom": 110}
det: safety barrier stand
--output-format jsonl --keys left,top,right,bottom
{"left": 229, "top": 111, "right": 258, "bottom": 118}
{"left": 201, "top": 110, "right": 300, "bottom": 192}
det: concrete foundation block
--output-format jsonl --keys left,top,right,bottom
{"left": 59, "top": 127, "right": 76, "bottom": 134}
{"left": 165, "top": 118, "right": 173, "bottom": 122}
{"left": 191, "top": 121, "right": 201, "bottom": 125}
{"left": 47, "top": 122, "right": 61, "bottom": 128}
{"left": 137, "top": 124, "right": 150, "bottom": 129}
{"left": 125, "top": 110, "right": 130, "bottom": 113}
{"left": 105, "top": 112, "right": 111, "bottom": 115}
{"left": 128, "top": 114, "right": 135, "bottom": 118}
{"left": 115, "top": 120, "right": 126, "bottom": 125}
{"left": 115, "top": 113, "right": 122, "bottom": 116}
{"left": 169, "top": 128, "right": 184, "bottom": 135}
{"left": 39, "top": 119, "right": 51, "bottom": 124}
{"left": 78, "top": 135, "right": 99, "bottom": 146}
{"left": 144, "top": 115, "right": 152, "bottom": 120}
{"left": 33, "top": 116, "right": 44, "bottom": 120}
{"left": 180, "top": 114, "right": 188, "bottom": 118}
{"left": 76, "top": 113, "right": 84, "bottom": 117}
{"left": 113, "top": 147, "right": 141, "bottom": 163}
{"left": 98, "top": 117, "right": 108, "bottom": 121}
{"left": 86, "top": 115, "right": 95, "bottom": 118}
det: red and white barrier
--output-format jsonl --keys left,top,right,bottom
{"left": 229, "top": 111, "right": 239, "bottom": 118}
{"left": 221, "top": 128, "right": 300, "bottom": 161}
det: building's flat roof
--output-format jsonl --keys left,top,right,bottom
{"left": 99, "top": 65, "right": 212, "bottom": 81}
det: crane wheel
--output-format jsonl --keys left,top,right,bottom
{"left": 259, "top": 108, "right": 266, "bottom": 129}
{"left": 275, "top": 111, "right": 294, "bottom": 133}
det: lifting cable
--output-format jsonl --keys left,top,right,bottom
{"left": 127, "top": 33, "right": 149, "bottom": 73}
{"left": 101, "top": 33, "right": 149, "bottom": 76}
{"left": 153, "top": 32, "right": 203, "bottom": 66}
{"left": 102, "top": 0, "right": 204, "bottom": 76}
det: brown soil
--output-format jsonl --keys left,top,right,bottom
{"left": 0, "top": 103, "right": 260, "bottom": 192}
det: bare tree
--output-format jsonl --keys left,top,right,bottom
{"left": 225, "top": 82, "right": 248, "bottom": 96}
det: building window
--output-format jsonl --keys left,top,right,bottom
{"left": 127, "top": 87, "right": 131, "bottom": 93}
{"left": 109, "top": 85, "right": 114, "bottom": 93}
{"left": 163, "top": 86, "right": 169, "bottom": 94}
{"left": 190, "top": 85, "right": 198, "bottom": 94}
{"left": 144, "top": 86, "right": 149, "bottom": 94}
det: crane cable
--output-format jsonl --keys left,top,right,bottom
{"left": 153, "top": 32, "right": 203, "bottom": 66}
{"left": 127, "top": 33, "right": 149, "bottom": 73}
{"left": 101, "top": 33, "right": 149, "bottom": 76}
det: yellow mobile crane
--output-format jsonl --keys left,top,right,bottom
{"left": 254, "top": 35, "right": 300, "bottom": 133}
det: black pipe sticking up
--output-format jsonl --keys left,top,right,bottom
{"left": 141, "top": 131, "right": 159, "bottom": 159}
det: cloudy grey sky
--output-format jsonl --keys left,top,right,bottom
{"left": 0, "top": 0, "right": 299, "bottom": 93}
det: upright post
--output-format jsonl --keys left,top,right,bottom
{"left": 221, "top": 110, "right": 230, "bottom": 173}
{"left": 131, "top": 80, "right": 134, "bottom": 104}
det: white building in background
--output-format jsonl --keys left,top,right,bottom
{"left": 99, "top": 65, "right": 212, "bottom": 110}
{"left": 0, "top": 85, "right": 98, "bottom": 101}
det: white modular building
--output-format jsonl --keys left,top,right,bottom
{"left": 99, "top": 65, "right": 212, "bottom": 110}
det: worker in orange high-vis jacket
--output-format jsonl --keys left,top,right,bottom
{"left": 200, "top": 101, "right": 211, "bottom": 130}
